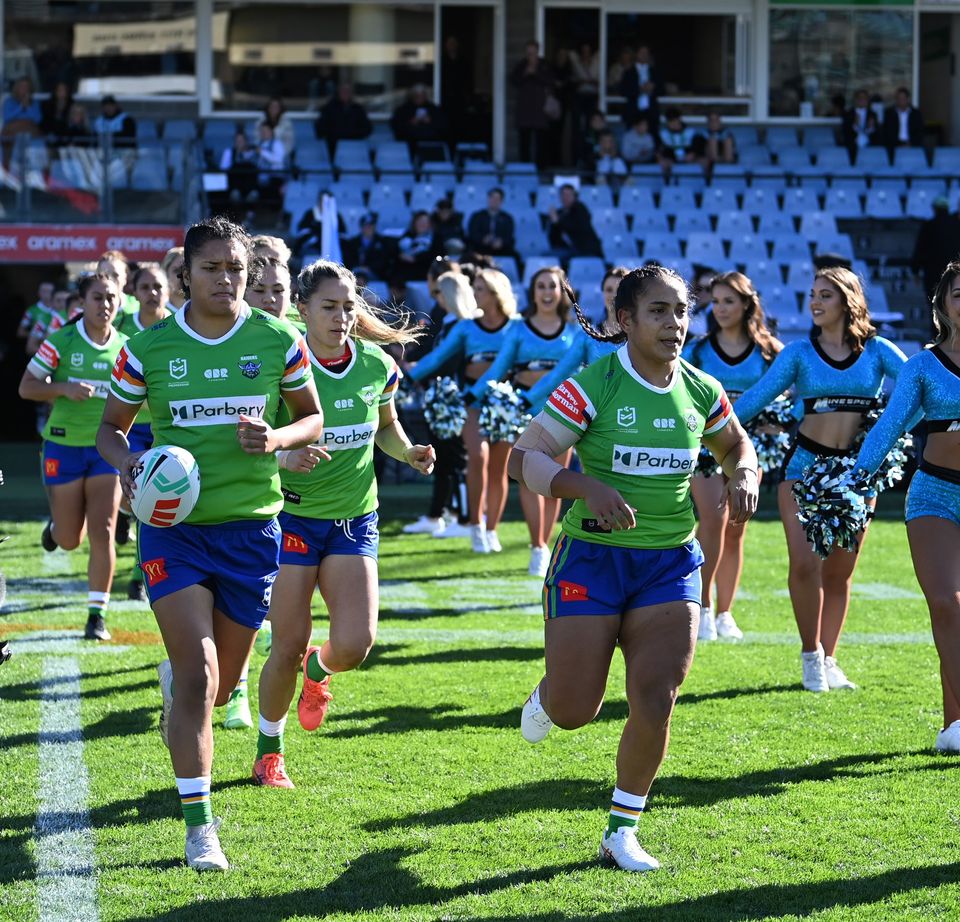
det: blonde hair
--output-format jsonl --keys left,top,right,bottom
{"left": 252, "top": 234, "right": 292, "bottom": 266}
{"left": 436, "top": 272, "right": 480, "bottom": 319}
{"left": 813, "top": 266, "right": 876, "bottom": 354}
{"left": 474, "top": 268, "right": 516, "bottom": 318}
{"left": 297, "top": 259, "right": 422, "bottom": 346}
{"left": 710, "top": 271, "right": 782, "bottom": 362}
{"left": 931, "top": 260, "right": 960, "bottom": 347}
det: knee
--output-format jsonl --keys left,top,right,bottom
{"left": 177, "top": 661, "right": 218, "bottom": 710}
{"left": 789, "top": 557, "right": 819, "bottom": 584}
{"left": 629, "top": 683, "right": 679, "bottom": 727}
{"left": 544, "top": 688, "right": 602, "bottom": 730}
{"left": 929, "top": 592, "right": 960, "bottom": 628}
{"left": 56, "top": 531, "right": 82, "bottom": 551}
{"left": 335, "top": 635, "right": 375, "bottom": 672}
{"left": 270, "top": 638, "right": 308, "bottom": 675}
{"left": 821, "top": 571, "right": 852, "bottom": 595}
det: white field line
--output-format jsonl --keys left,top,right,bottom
{"left": 35, "top": 656, "right": 99, "bottom": 922}
{"left": 10, "top": 631, "right": 130, "bottom": 655}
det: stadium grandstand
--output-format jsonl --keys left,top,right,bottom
{"left": 2, "top": 0, "right": 960, "bottom": 440}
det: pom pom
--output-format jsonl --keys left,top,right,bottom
{"left": 853, "top": 407, "right": 914, "bottom": 494}
{"left": 422, "top": 376, "right": 467, "bottom": 439}
{"left": 695, "top": 446, "right": 719, "bottom": 477}
{"left": 751, "top": 429, "right": 792, "bottom": 476}
{"left": 478, "top": 380, "right": 532, "bottom": 443}
{"left": 791, "top": 456, "right": 869, "bottom": 559}
{"left": 395, "top": 374, "right": 422, "bottom": 413}
{"left": 751, "top": 395, "right": 797, "bottom": 431}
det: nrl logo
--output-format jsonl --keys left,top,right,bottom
{"left": 169, "top": 358, "right": 188, "bottom": 380}
{"left": 617, "top": 406, "right": 636, "bottom": 427}
{"left": 239, "top": 359, "right": 262, "bottom": 379}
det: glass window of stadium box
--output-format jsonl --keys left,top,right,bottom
{"left": 213, "top": 2, "right": 436, "bottom": 116}
{"left": 768, "top": 7, "right": 914, "bottom": 118}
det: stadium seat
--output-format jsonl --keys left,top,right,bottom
{"left": 685, "top": 232, "right": 726, "bottom": 266}
{"left": 911, "top": 177, "right": 947, "bottom": 196}
{"left": 606, "top": 249, "right": 639, "bottom": 268}
{"left": 729, "top": 125, "right": 759, "bottom": 148}
{"left": 771, "top": 236, "right": 811, "bottom": 264}
{"left": 503, "top": 175, "right": 538, "bottom": 199}
{"left": 503, "top": 161, "right": 537, "bottom": 176}
{"left": 742, "top": 187, "right": 783, "bottom": 216}
{"left": 136, "top": 119, "right": 159, "bottom": 141}
{"left": 670, "top": 163, "right": 707, "bottom": 189}
{"left": 522, "top": 255, "right": 557, "bottom": 286}
{"left": 591, "top": 208, "right": 629, "bottom": 237}
{"left": 662, "top": 257, "right": 694, "bottom": 280}
{"left": 534, "top": 185, "right": 560, "bottom": 213}
{"left": 568, "top": 256, "right": 607, "bottom": 291}
{"left": 866, "top": 284, "right": 890, "bottom": 312}
{"left": 409, "top": 183, "right": 451, "bottom": 213}
{"left": 375, "top": 142, "right": 414, "bottom": 173}
{"left": 334, "top": 139, "right": 372, "bottom": 171}
{"left": 798, "top": 211, "right": 838, "bottom": 239}
{"left": 453, "top": 183, "right": 489, "bottom": 215}
{"left": 815, "top": 234, "right": 855, "bottom": 260}
{"left": 514, "top": 227, "right": 550, "bottom": 256}
{"left": 747, "top": 168, "right": 787, "bottom": 192}
{"left": 294, "top": 140, "right": 332, "bottom": 171}
{"left": 708, "top": 165, "right": 748, "bottom": 193}
{"left": 628, "top": 210, "right": 669, "bottom": 234}
{"left": 163, "top": 119, "right": 197, "bottom": 142}
{"left": 618, "top": 186, "right": 656, "bottom": 213}
{"left": 757, "top": 212, "right": 795, "bottom": 237}
{"left": 577, "top": 287, "right": 606, "bottom": 325}
{"left": 830, "top": 175, "right": 868, "bottom": 195}
{"left": 864, "top": 189, "right": 904, "bottom": 219}
{"left": 368, "top": 183, "right": 409, "bottom": 212}
{"left": 658, "top": 186, "right": 698, "bottom": 214}
{"left": 815, "top": 146, "right": 851, "bottom": 170}
{"left": 823, "top": 188, "right": 864, "bottom": 218}
{"left": 786, "top": 259, "right": 816, "bottom": 293}
{"left": 716, "top": 211, "right": 754, "bottom": 238}
{"left": 727, "top": 234, "right": 767, "bottom": 266}
{"left": 578, "top": 185, "right": 614, "bottom": 210}
{"left": 424, "top": 162, "right": 457, "bottom": 184}
{"left": 854, "top": 146, "right": 890, "bottom": 169}
{"left": 337, "top": 205, "right": 367, "bottom": 236}
{"left": 130, "top": 150, "right": 168, "bottom": 191}
{"left": 639, "top": 231, "right": 682, "bottom": 261}
{"left": 869, "top": 175, "right": 908, "bottom": 196}
{"left": 750, "top": 272, "right": 787, "bottom": 299}
{"left": 512, "top": 208, "right": 543, "bottom": 233}
{"left": 776, "top": 147, "right": 812, "bottom": 170}
{"left": 700, "top": 186, "right": 740, "bottom": 215}
{"left": 802, "top": 125, "right": 838, "bottom": 151}
{"left": 627, "top": 163, "right": 666, "bottom": 190}
{"left": 932, "top": 147, "right": 960, "bottom": 174}
{"left": 738, "top": 145, "right": 772, "bottom": 167}
{"left": 906, "top": 187, "right": 943, "bottom": 219}
{"left": 744, "top": 259, "right": 782, "bottom": 284}
{"left": 765, "top": 126, "right": 799, "bottom": 150}
{"left": 601, "top": 233, "right": 635, "bottom": 261}
{"left": 330, "top": 179, "right": 368, "bottom": 206}
{"left": 376, "top": 204, "right": 414, "bottom": 235}
{"left": 672, "top": 208, "right": 712, "bottom": 234}
{"left": 796, "top": 173, "right": 830, "bottom": 194}
{"left": 492, "top": 255, "right": 520, "bottom": 283}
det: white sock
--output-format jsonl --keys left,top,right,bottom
{"left": 609, "top": 786, "right": 647, "bottom": 828}
{"left": 717, "top": 610, "right": 732, "bottom": 619}
{"left": 258, "top": 714, "right": 287, "bottom": 737}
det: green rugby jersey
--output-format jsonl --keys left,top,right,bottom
{"left": 280, "top": 337, "right": 399, "bottom": 519}
{"left": 545, "top": 347, "right": 733, "bottom": 549}
{"left": 111, "top": 303, "right": 311, "bottom": 525}
{"left": 28, "top": 320, "right": 127, "bottom": 446}
{"left": 115, "top": 310, "right": 168, "bottom": 427}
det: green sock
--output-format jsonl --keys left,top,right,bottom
{"left": 256, "top": 714, "right": 286, "bottom": 759}
{"left": 305, "top": 650, "right": 331, "bottom": 683}
{"left": 176, "top": 776, "right": 213, "bottom": 827}
{"left": 607, "top": 787, "right": 647, "bottom": 835}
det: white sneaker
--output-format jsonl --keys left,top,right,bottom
{"left": 470, "top": 525, "right": 489, "bottom": 553}
{"left": 599, "top": 826, "right": 660, "bottom": 872}
{"left": 528, "top": 545, "right": 549, "bottom": 577}
{"left": 697, "top": 607, "right": 717, "bottom": 641}
{"left": 823, "top": 655, "right": 857, "bottom": 690}
{"left": 520, "top": 684, "right": 554, "bottom": 743}
{"left": 486, "top": 530, "right": 503, "bottom": 553}
{"left": 432, "top": 521, "right": 472, "bottom": 539}
{"left": 185, "top": 819, "right": 229, "bottom": 871}
{"left": 935, "top": 719, "right": 960, "bottom": 753}
{"left": 715, "top": 611, "right": 743, "bottom": 640}
{"left": 157, "top": 659, "right": 174, "bottom": 747}
{"left": 403, "top": 515, "right": 443, "bottom": 535}
{"left": 801, "top": 646, "right": 829, "bottom": 692}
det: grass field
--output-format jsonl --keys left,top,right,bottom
{"left": 2, "top": 443, "right": 959, "bottom": 922}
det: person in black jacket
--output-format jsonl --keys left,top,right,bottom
{"left": 882, "top": 87, "right": 924, "bottom": 153}
{"left": 912, "top": 197, "right": 960, "bottom": 309}
{"left": 842, "top": 89, "right": 879, "bottom": 159}
{"left": 466, "top": 187, "right": 516, "bottom": 258}
{"left": 547, "top": 184, "right": 602, "bottom": 259}
{"left": 390, "top": 85, "right": 447, "bottom": 156}
{"left": 341, "top": 212, "right": 396, "bottom": 281}
{"left": 314, "top": 83, "right": 372, "bottom": 157}
{"left": 618, "top": 45, "right": 660, "bottom": 132}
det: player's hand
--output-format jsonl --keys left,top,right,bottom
{"left": 63, "top": 381, "right": 95, "bottom": 401}
{"left": 283, "top": 444, "right": 331, "bottom": 472}
{"left": 237, "top": 414, "right": 275, "bottom": 454}
{"left": 584, "top": 481, "right": 636, "bottom": 531}
{"left": 404, "top": 444, "right": 436, "bottom": 475}
{"left": 120, "top": 451, "right": 147, "bottom": 504}
{"left": 726, "top": 468, "right": 759, "bottom": 524}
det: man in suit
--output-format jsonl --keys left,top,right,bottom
{"left": 618, "top": 45, "right": 660, "bottom": 132}
{"left": 314, "top": 83, "right": 372, "bottom": 157}
{"left": 466, "top": 188, "right": 516, "bottom": 258}
{"left": 882, "top": 87, "right": 924, "bottom": 152}
{"left": 547, "top": 183, "right": 603, "bottom": 259}
{"left": 341, "top": 212, "right": 396, "bottom": 281}
{"left": 842, "top": 88, "right": 879, "bottom": 158}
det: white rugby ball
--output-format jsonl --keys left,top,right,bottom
{"left": 131, "top": 445, "right": 201, "bottom": 527}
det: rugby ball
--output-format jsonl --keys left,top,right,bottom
{"left": 131, "top": 445, "right": 201, "bottom": 527}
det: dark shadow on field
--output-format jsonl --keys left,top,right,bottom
{"left": 0, "top": 600, "right": 73, "bottom": 615}
{"left": 377, "top": 603, "right": 537, "bottom": 621}
{"left": 476, "top": 861, "right": 960, "bottom": 922}
{"left": 0, "top": 674, "right": 158, "bottom": 703}
{"left": 324, "top": 702, "right": 515, "bottom": 738}
{"left": 381, "top": 572, "right": 541, "bottom": 585}
{"left": 112, "top": 845, "right": 594, "bottom": 921}
{"left": 364, "top": 642, "right": 543, "bottom": 669}
{"left": 0, "top": 705, "right": 156, "bottom": 749}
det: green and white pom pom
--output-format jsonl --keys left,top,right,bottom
{"left": 478, "top": 380, "right": 532, "bottom": 443}
{"left": 791, "top": 456, "right": 870, "bottom": 559}
{"left": 423, "top": 376, "right": 467, "bottom": 439}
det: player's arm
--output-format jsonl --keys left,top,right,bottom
{"left": 509, "top": 410, "right": 635, "bottom": 532}
{"left": 98, "top": 394, "right": 143, "bottom": 502}
{"left": 702, "top": 411, "right": 759, "bottom": 525}
{"left": 375, "top": 396, "right": 435, "bottom": 475}
{"left": 244, "top": 376, "right": 323, "bottom": 455}
{"left": 18, "top": 345, "right": 94, "bottom": 403}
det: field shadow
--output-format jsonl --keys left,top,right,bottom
{"left": 324, "top": 702, "right": 516, "bottom": 739}
{"left": 378, "top": 603, "right": 539, "bottom": 622}
{"left": 364, "top": 643, "right": 543, "bottom": 669}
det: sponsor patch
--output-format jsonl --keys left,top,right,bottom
{"left": 617, "top": 407, "right": 636, "bottom": 428}
{"left": 559, "top": 580, "right": 589, "bottom": 602}
{"left": 169, "top": 358, "right": 188, "bottom": 380}
{"left": 283, "top": 532, "right": 309, "bottom": 554}
{"left": 50, "top": 427, "right": 66, "bottom": 438}
{"left": 281, "top": 487, "right": 302, "bottom": 505}
{"left": 547, "top": 380, "right": 590, "bottom": 428}
{"left": 169, "top": 395, "right": 268, "bottom": 427}
{"left": 44, "top": 458, "right": 60, "bottom": 478}
{"left": 238, "top": 360, "right": 261, "bottom": 379}
{"left": 611, "top": 444, "right": 699, "bottom": 476}
{"left": 141, "top": 557, "right": 169, "bottom": 586}
{"left": 321, "top": 422, "right": 377, "bottom": 452}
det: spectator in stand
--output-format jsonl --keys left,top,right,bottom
{"left": 607, "top": 46, "right": 635, "bottom": 94}
{"left": 687, "top": 264, "right": 719, "bottom": 340}
{"left": 397, "top": 211, "right": 437, "bottom": 281}
{"left": 842, "top": 89, "right": 879, "bottom": 158}
{"left": 294, "top": 189, "right": 347, "bottom": 258}
{"left": 547, "top": 183, "right": 602, "bottom": 259}
{"left": 619, "top": 44, "right": 660, "bottom": 132}
{"left": 93, "top": 95, "right": 136, "bottom": 147}
{"left": 2, "top": 77, "right": 42, "bottom": 130}
{"left": 911, "top": 197, "right": 960, "bottom": 308}
{"left": 62, "top": 103, "right": 94, "bottom": 147}
{"left": 255, "top": 122, "right": 286, "bottom": 196}
{"left": 621, "top": 116, "right": 656, "bottom": 166}
{"left": 697, "top": 110, "right": 737, "bottom": 165}
{"left": 341, "top": 212, "right": 396, "bottom": 281}
{"left": 569, "top": 43, "right": 600, "bottom": 135}
{"left": 577, "top": 109, "right": 609, "bottom": 172}
{"left": 314, "top": 83, "right": 372, "bottom": 157}
{"left": 431, "top": 199, "right": 466, "bottom": 254}
{"left": 219, "top": 129, "right": 258, "bottom": 201}
{"left": 883, "top": 87, "right": 924, "bottom": 152}
{"left": 41, "top": 81, "right": 73, "bottom": 141}
{"left": 466, "top": 187, "right": 515, "bottom": 259}
{"left": 390, "top": 85, "right": 447, "bottom": 156}
{"left": 256, "top": 96, "right": 295, "bottom": 157}
{"left": 657, "top": 108, "right": 699, "bottom": 170}
{"left": 511, "top": 40, "right": 555, "bottom": 170}
{"left": 594, "top": 129, "right": 628, "bottom": 188}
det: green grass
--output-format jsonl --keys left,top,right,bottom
{"left": 2, "top": 445, "right": 959, "bottom": 921}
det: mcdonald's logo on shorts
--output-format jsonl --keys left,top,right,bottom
{"left": 141, "top": 557, "right": 169, "bottom": 587}
{"left": 283, "top": 532, "right": 308, "bottom": 554}
{"left": 44, "top": 458, "right": 60, "bottom": 478}
{"left": 559, "top": 580, "right": 589, "bottom": 602}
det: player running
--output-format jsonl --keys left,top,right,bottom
{"left": 253, "top": 259, "right": 435, "bottom": 788}
{"left": 18, "top": 274, "right": 126, "bottom": 641}
{"left": 510, "top": 265, "right": 758, "bottom": 871}
{"left": 683, "top": 271, "right": 783, "bottom": 641}
{"left": 97, "top": 216, "right": 322, "bottom": 871}
{"left": 735, "top": 266, "right": 909, "bottom": 692}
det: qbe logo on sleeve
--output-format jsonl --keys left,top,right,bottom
{"left": 169, "top": 395, "right": 268, "bottom": 427}
{"left": 611, "top": 445, "right": 699, "bottom": 476}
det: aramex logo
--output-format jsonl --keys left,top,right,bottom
{"left": 611, "top": 445, "right": 698, "bottom": 476}
{"left": 169, "top": 395, "right": 268, "bottom": 427}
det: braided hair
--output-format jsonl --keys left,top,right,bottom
{"left": 573, "top": 264, "right": 688, "bottom": 344}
